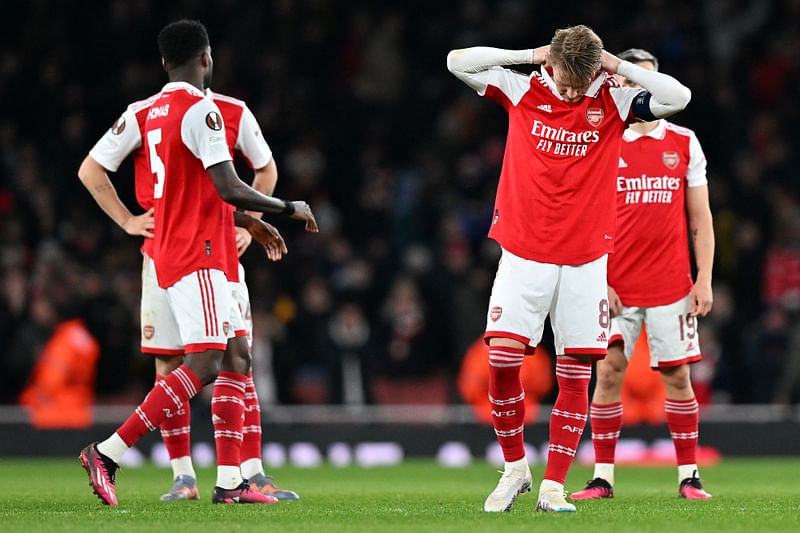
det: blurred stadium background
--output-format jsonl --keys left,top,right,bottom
{"left": 1, "top": 0, "right": 798, "bottom": 466}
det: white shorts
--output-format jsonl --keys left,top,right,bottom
{"left": 230, "top": 263, "right": 253, "bottom": 350}
{"left": 609, "top": 293, "right": 702, "bottom": 368}
{"left": 485, "top": 248, "right": 610, "bottom": 358}
{"left": 141, "top": 254, "right": 246, "bottom": 355}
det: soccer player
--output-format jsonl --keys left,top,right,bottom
{"left": 447, "top": 26, "right": 691, "bottom": 512}
{"left": 571, "top": 48, "right": 714, "bottom": 501}
{"left": 80, "top": 87, "right": 300, "bottom": 501}
{"left": 79, "top": 20, "right": 317, "bottom": 506}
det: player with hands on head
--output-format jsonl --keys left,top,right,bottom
{"left": 571, "top": 48, "right": 714, "bottom": 502}
{"left": 448, "top": 25, "right": 691, "bottom": 513}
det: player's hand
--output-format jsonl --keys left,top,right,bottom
{"left": 532, "top": 45, "right": 550, "bottom": 66}
{"left": 608, "top": 285, "right": 623, "bottom": 318}
{"left": 121, "top": 208, "right": 155, "bottom": 238}
{"left": 689, "top": 278, "right": 713, "bottom": 317}
{"left": 246, "top": 218, "right": 288, "bottom": 261}
{"left": 235, "top": 226, "right": 253, "bottom": 257}
{"left": 601, "top": 50, "right": 622, "bottom": 73}
{"left": 289, "top": 201, "right": 319, "bottom": 232}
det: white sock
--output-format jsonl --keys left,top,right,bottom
{"left": 96, "top": 433, "right": 129, "bottom": 464}
{"left": 678, "top": 464, "right": 698, "bottom": 482}
{"left": 594, "top": 463, "right": 615, "bottom": 485}
{"left": 171, "top": 456, "right": 196, "bottom": 479}
{"left": 240, "top": 458, "right": 265, "bottom": 480}
{"left": 216, "top": 465, "right": 243, "bottom": 490}
{"left": 539, "top": 478, "right": 564, "bottom": 495}
{"left": 504, "top": 457, "right": 529, "bottom": 472}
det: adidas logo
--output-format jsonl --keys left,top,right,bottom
{"left": 537, "top": 104, "right": 552, "bottom": 113}
{"left": 596, "top": 331, "right": 607, "bottom": 342}
{"left": 619, "top": 157, "right": 628, "bottom": 168}
{"left": 686, "top": 342, "right": 695, "bottom": 351}
{"left": 212, "top": 414, "right": 225, "bottom": 424}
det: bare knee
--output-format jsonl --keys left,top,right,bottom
{"left": 154, "top": 355, "right": 184, "bottom": 377}
{"left": 222, "top": 336, "right": 252, "bottom": 375}
{"left": 183, "top": 350, "right": 224, "bottom": 385}
{"left": 596, "top": 345, "right": 627, "bottom": 391}
{"left": 660, "top": 364, "right": 693, "bottom": 397}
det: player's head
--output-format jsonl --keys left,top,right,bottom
{"left": 615, "top": 48, "right": 658, "bottom": 88}
{"left": 157, "top": 19, "right": 213, "bottom": 88}
{"left": 549, "top": 25, "right": 603, "bottom": 103}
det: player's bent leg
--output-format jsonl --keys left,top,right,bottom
{"left": 573, "top": 345, "right": 626, "bottom": 500}
{"left": 81, "top": 355, "right": 213, "bottom": 505}
{"left": 661, "top": 364, "right": 711, "bottom": 499}
{"left": 484, "top": 337, "right": 532, "bottom": 512}
{"left": 154, "top": 355, "right": 200, "bottom": 501}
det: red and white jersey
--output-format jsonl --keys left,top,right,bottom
{"left": 608, "top": 120, "right": 707, "bottom": 307}
{"left": 480, "top": 67, "right": 643, "bottom": 265}
{"left": 89, "top": 89, "right": 273, "bottom": 262}
{"left": 143, "top": 81, "right": 234, "bottom": 288}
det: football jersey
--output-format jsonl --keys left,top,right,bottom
{"left": 89, "top": 90, "right": 273, "bottom": 262}
{"left": 478, "top": 67, "right": 643, "bottom": 265}
{"left": 143, "top": 81, "right": 233, "bottom": 288}
{"left": 607, "top": 120, "right": 707, "bottom": 307}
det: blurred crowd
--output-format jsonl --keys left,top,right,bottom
{"left": 1, "top": 0, "right": 798, "bottom": 408}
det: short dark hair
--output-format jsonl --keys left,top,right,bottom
{"left": 617, "top": 48, "right": 659, "bottom": 71}
{"left": 157, "top": 20, "right": 210, "bottom": 68}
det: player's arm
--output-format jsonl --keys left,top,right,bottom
{"left": 207, "top": 161, "right": 317, "bottom": 232}
{"left": 183, "top": 99, "right": 318, "bottom": 232}
{"left": 446, "top": 46, "right": 539, "bottom": 92}
{"left": 77, "top": 156, "right": 154, "bottom": 238}
{"left": 233, "top": 211, "right": 287, "bottom": 262}
{"left": 685, "top": 133, "right": 714, "bottom": 317}
{"left": 602, "top": 51, "right": 691, "bottom": 119}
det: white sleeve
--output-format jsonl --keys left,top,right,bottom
{"left": 235, "top": 106, "right": 272, "bottom": 169}
{"left": 686, "top": 131, "right": 708, "bottom": 187}
{"left": 446, "top": 47, "right": 533, "bottom": 106}
{"left": 88, "top": 108, "right": 142, "bottom": 172}
{"left": 180, "top": 99, "right": 232, "bottom": 169}
{"left": 616, "top": 60, "right": 692, "bottom": 119}
{"left": 608, "top": 86, "right": 646, "bottom": 122}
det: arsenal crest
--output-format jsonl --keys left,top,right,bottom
{"left": 490, "top": 306, "right": 502, "bottom": 322}
{"left": 143, "top": 325, "right": 155, "bottom": 340}
{"left": 223, "top": 321, "right": 230, "bottom": 335}
{"left": 111, "top": 116, "right": 126, "bottom": 135}
{"left": 585, "top": 107, "right": 604, "bottom": 127}
{"left": 662, "top": 151, "right": 680, "bottom": 169}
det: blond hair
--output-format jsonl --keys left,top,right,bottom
{"left": 550, "top": 25, "right": 603, "bottom": 83}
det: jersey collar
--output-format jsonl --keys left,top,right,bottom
{"left": 623, "top": 119, "right": 666, "bottom": 141}
{"left": 539, "top": 67, "right": 607, "bottom": 100}
{"left": 161, "top": 81, "right": 205, "bottom": 97}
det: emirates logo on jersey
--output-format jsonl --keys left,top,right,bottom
{"left": 205, "top": 111, "right": 223, "bottom": 131}
{"left": 585, "top": 107, "right": 604, "bottom": 127}
{"left": 143, "top": 325, "right": 155, "bottom": 340}
{"left": 490, "top": 306, "right": 503, "bottom": 322}
{"left": 662, "top": 151, "right": 680, "bottom": 169}
{"left": 111, "top": 116, "right": 126, "bottom": 135}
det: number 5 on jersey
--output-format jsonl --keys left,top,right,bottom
{"left": 147, "top": 128, "right": 165, "bottom": 199}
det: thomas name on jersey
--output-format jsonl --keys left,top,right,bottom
{"left": 531, "top": 119, "right": 600, "bottom": 157}
{"left": 617, "top": 174, "right": 681, "bottom": 205}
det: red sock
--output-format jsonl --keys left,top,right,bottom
{"left": 156, "top": 374, "right": 191, "bottom": 460}
{"left": 212, "top": 371, "right": 247, "bottom": 467}
{"left": 665, "top": 397, "right": 699, "bottom": 466}
{"left": 488, "top": 345, "right": 526, "bottom": 462}
{"left": 544, "top": 360, "right": 592, "bottom": 484}
{"left": 117, "top": 366, "right": 201, "bottom": 446}
{"left": 590, "top": 402, "right": 623, "bottom": 464}
{"left": 241, "top": 371, "right": 262, "bottom": 462}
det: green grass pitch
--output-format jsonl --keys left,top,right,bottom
{"left": 0, "top": 457, "right": 798, "bottom": 532}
